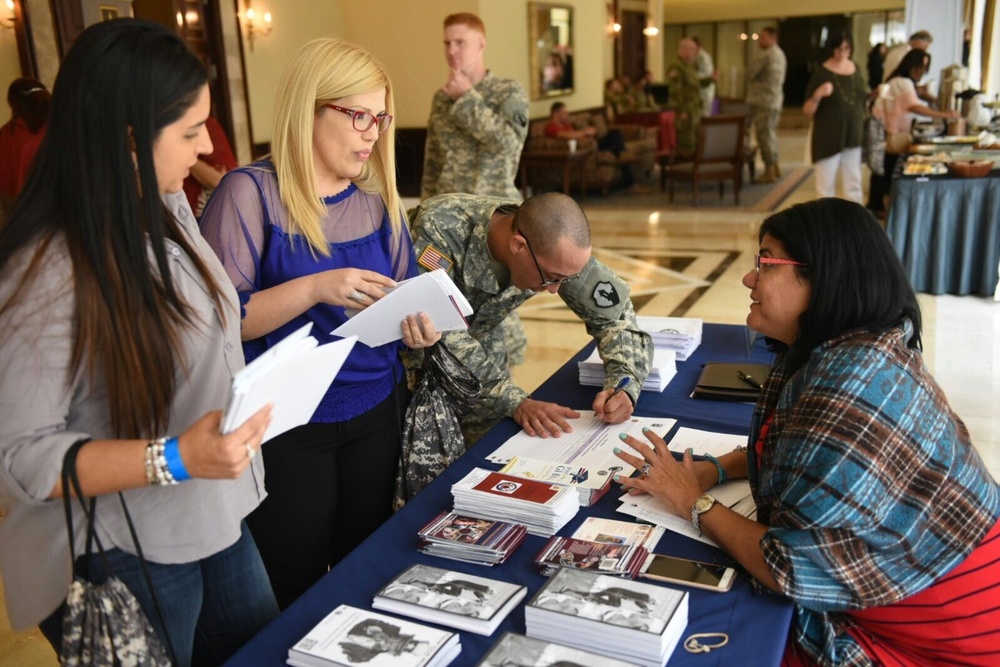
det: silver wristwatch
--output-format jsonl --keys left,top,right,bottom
{"left": 690, "top": 494, "right": 717, "bottom": 533}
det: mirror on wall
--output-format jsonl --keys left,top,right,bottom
{"left": 527, "top": 3, "right": 574, "bottom": 101}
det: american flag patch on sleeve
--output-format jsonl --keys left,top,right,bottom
{"left": 417, "top": 245, "right": 454, "bottom": 272}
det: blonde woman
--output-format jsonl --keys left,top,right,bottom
{"left": 200, "top": 39, "right": 439, "bottom": 609}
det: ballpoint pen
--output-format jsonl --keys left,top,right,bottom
{"left": 605, "top": 376, "right": 631, "bottom": 406}
{"left": 736, "top": 370, "right": 762, "bottom": 390}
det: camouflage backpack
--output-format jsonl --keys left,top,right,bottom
{"left": 393, "top": 343, "right": 482, "bottom": 510}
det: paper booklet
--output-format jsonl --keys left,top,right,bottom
{"left": 534, "top": 537, "right": 648, "bottom": 579}
{"left": 635, "top": 316, "right": 703, "bottom": 362}
{"left": 451, "top": 468, "right": 579, "bottom": 537}
{"left": 220, "top": 323, "right": 356, "bottom": 444}
{"left": 331, "top": 269, "right": 473, "bottom": 348}
{"left": 524, "top": 568, "right": 688, "bottom": 667}
{"left": 571, "top": 517, "right": 665, "bottom": 551}
{"left": 373, "top": 564, "right": 526, "bottom": 636}
{"left": 498, "top": 457, "right": 613, "bottom": 507}
{"left": 417, "top": 512, "right": 527, "bottom": 566}
{"left": 477, "top": 633, "right": 641, "bottom": 667}
{"left": 287, "top": 605, "right": 460, "bottom": 667}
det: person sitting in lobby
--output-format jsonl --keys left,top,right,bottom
{"left": 614, "top": 198, "right": 1000, "bottom": 666}
{"left": 545, "top": 101, "right": 650, "bottom": 194}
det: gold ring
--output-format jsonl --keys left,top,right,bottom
{"left": 246, "top": 443, "right": 257, "bottom": 460}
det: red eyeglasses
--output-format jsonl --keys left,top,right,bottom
{"left": 322, "top": 104, "right": 393, "bottom": 133}
{"left": 755, "top": 254, "right": 807, "bottom": 274}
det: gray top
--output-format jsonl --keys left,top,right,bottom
{"left": 746, "top": 44, "right": 787, "bottom": 110}
{"left": 0, "top": 192, "right": 265, "bottom": 629}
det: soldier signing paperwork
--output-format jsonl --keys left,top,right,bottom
{"left": 408, "top": 192, "right": 653, "bottom": 445}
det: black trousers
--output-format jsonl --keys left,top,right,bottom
{"left": 598, "top": 128, "right": 636, "bottom": 187}
{"left": 867, "top": 152, "right": 899, "bottom": 214}
{"left": 246, "top": 380, "right": 408, "bottom": 609}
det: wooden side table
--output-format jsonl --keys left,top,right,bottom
{"left": 518, "top": 147, "right": 595, "bottom": 198}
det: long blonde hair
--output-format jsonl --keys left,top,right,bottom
{"left": 271, "top": 38, "right": 402, "bottom": 255}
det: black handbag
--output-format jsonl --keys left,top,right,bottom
{"left": 60, "top": 439, "right": 176, "bottom": 667}
{"left": 393, "top": 343, "right": 482, "bottom": 510}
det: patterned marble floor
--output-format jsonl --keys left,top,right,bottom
{"left": 2, "top": 129, "right": 998, "bottom": 667}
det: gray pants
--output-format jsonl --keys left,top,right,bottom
{"left": 752, "top": 107, "right": 781, "bottom": 167}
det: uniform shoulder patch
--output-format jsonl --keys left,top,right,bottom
{"left": 592, "top": 281, "right": 620, "bottom": 308}
{"left": 417, "top": 245, "right": 454, "bottom": 273}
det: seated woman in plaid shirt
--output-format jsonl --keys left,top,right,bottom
{"left": 614, "top": 198, "right": 1000, "bottom": 666}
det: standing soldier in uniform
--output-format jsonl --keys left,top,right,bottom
{"left": 666, "top": 39, "right": 712, "bottom": 156}
{"left": 422, "top": 12, "right": 531, "bottom": 365}
{"left": 408, "top": 192, "right": 652, "bottom": 445}
{"left": 746, "top": 27, "right": 787, "bottom": 184}
{"left": 421, "top": 12, "right": 529, "bottom": 201}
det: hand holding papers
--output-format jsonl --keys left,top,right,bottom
{"left": 331, "top": 269, "right": 472, "bottom": 347}
{"left": 220, "top": 323, "right": 356, "bottom": 443}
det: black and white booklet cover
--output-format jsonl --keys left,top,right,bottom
{"left": 524, "top": 568, "right": 688, "bottom": 667}
{"left": 373, "top": 564, "right": 527, "bottom": 636}
{"left": 287, "top": 605, "right": 460, "bottom": 667}
{"left": 477, "top": 633, "right": 641, "bottom": 667}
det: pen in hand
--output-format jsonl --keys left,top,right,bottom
{"left": 605, "top": 377, "right": 631, "bottom": 406}
{"left": 736, "top": 370, "right": 762, "bottom": 390}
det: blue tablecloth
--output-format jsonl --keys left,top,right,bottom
{"left": 226, "top": 324, "right": 793, "bottom": 667}
{"left": 887, "top": 172, "right": 1000, "bottom": 296}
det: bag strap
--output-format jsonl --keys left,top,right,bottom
{"left": 60, "top": 438, "right": 178, "bottom": 665}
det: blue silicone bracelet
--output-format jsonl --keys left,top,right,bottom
{"left": 163, "top": 436, "right": 191, "bottom": 482}
{"left": 703, "top": 452, "right": 726, "bottom": 485}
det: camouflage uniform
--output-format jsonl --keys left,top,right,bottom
{"left": 666, "top": 60, "right": 707, "bottom": 156}
{"left": 407, "top": 193, "right": 653, "bottom": 445}
{"left": 746, "top": 44, "right": 787, "bottom": 168}
{"left": 421, "top": 71, "right": 529, "bottom": 201}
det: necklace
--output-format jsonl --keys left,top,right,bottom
{"left": 836, "top": 72, "right": 858, "bottom": 107}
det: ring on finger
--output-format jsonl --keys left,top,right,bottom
{"left": 348, "top": 289, "right": 367, "bottom": 303}
{"left": 639, "top": 462, "right": 651, "bottom": 476}
{"left": 245, "top": 443, "right": 257, "bottom": 460}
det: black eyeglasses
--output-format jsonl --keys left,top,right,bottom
{"left": 520, "top": 230, "right": 581, "bottom": 287}
{"left": 322, "top": 103, "right": 393, "bottom": 133}
{"left": 754, "top": 254, "right": 807, "bottom": 275}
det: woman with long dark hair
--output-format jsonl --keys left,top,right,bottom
{"left": 615, "top": 199, "right": 1000, "bottom": 665}
{"left": 0, "top": 20, "right": 277, "bottom": 665}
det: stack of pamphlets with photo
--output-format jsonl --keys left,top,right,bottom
{"left": 534, "top": 517, "right": 663, "bottom": 578}
{"left": 372, "top": 564, "right": 526, "bottom": 636}
{"left": 577, "top": 348, "right": 676, "bottom": 392}
{"left": 479, "top": 633, "right": 641, "bottom": 667}
{"left": 221, "top": 323, "right": 356, "bottom": 443}
{"left": 416, "top": 512, "right": 527, "bottom": 566}
{"left": 287, "top": 605, "right": 460, "bottom": 667}
{"left": 451, "top": 468, "right": 579, "bottom": 537}
{"left": 524, "top": 568, "right": 688, "bottom": 667}
{"left": 636, "top": 316, "right": 703, "bottom": 362}
{"left": 498, "top": 456, "right": 613, "bottom": 507}
{"left": 331, "top": 269, "right": 473, "bottom": 348}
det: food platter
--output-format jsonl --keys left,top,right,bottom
{"left": 927, "top": 135, "right": 980, "bottom": 144}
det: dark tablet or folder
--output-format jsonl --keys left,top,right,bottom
{"left": 692, "top": 363, "right": 772, "bottom": 401}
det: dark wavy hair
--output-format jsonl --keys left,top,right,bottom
{"left": 0, "top": 19, "right": 223, "bottom": 438}
{"left": 757, "top": 198, "right": 922, "bottom": 372}
{"left": 887, "top": 48, "right": 931, "bottom": 82}
{"left": 6, "top": 78, "right": 51, "bottom": 132}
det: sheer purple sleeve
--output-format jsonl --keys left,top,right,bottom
{"left": 391, "top": 206, "right": 418, "bottom": 281}
{"left": 199, "top": 169, "right": 269, "bottom": 299}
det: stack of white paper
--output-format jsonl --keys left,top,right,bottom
{"left": 578, "top": 348, "right": 676, "bottom": 392}
{"left": 451, "top": 468, "right": 579, "bottom": 537}
{"left": 636, "top": 316, "right": 703, "bottom": 361}
{"left": 525, "top": 568, "right": 688, "bottom": 667}
{"left": 331, "top": 269, "right": 473, "bottom": 348}
{"left": 287, "top": 605, "right": 460, "bottom": 667}
{"left": 480, "top": 633, "right": 642, "bottom": 667}
{"left": 373, "top": 564, "right": 526, "bottom": 637}
{"left": 220, "top": 324, "right": 356, "bottom": 443}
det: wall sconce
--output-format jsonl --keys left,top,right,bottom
{"left": 241, "top": 1, "right": 272, "bottom": 51}
{"left": 642, "top": 25, "right": 659, "bottom": 37}
{"left": 2, "top": 0, "right": 17, "bottom": 30}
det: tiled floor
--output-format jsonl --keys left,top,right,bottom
{"left": 1, "top": 128, "right": 997, "bottom": 667}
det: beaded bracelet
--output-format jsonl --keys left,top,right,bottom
{"left": 703, "top": 452, "right": 727, "bottom": 485}
{"left": 145, "top": 437, "right": 178, "bottom": 486}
